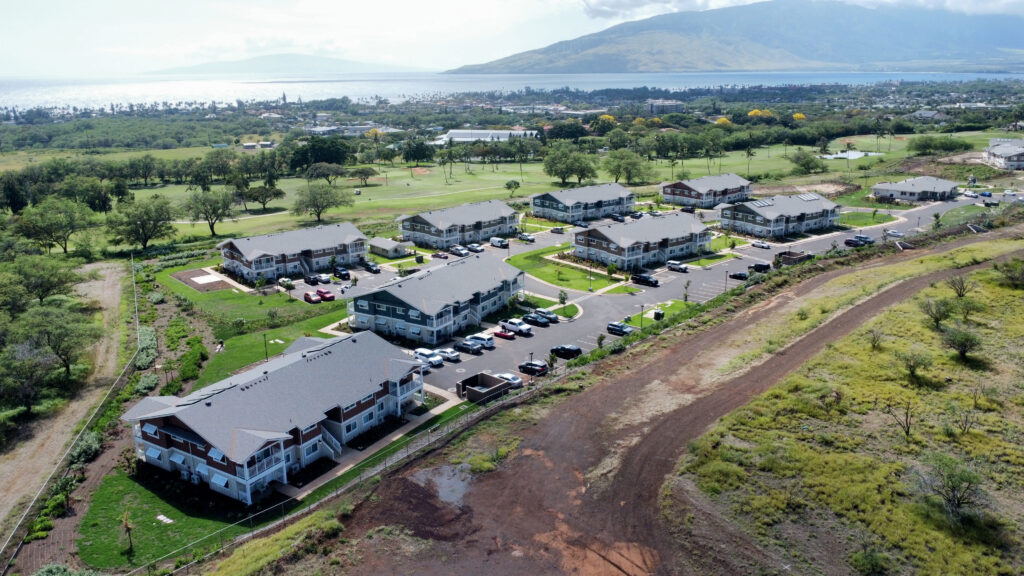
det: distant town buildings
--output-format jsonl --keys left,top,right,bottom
{"left": 646, "top": 99, "right": 686, "bottom": 114}
{"left": 431, "top": 129, "right": 538, "bottom": 146}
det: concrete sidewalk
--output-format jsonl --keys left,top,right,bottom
{"left": 277, "top": 384, "right": 463, "bottom": 500}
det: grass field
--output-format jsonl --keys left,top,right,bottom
{"left": 688, "top": 253, "right": 737, "bottom": 267}
{"left": 195, "top": 309, "right": 350, "bottom": 388}
{"left": 553, "top": 303, "right": 579, "bottom": 318}
{"left": 624, "top": 299, "right": 696, "bottom": 327}
{"left": 605, "top": 284, "right": 641, "bottom": 295}
{"left": 507, "top": 243, "right": 619, "bottom": 292}
{"left": 709, "top": 235, "right": 749, "bottom": 251}
{"left": 681, "top": 262, "right": 1024, "bottom": 574}
{"left": 838, "top": 211, "right": 898, "bottom": 227}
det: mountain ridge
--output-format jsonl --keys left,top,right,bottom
{"left": 448, "top": 0, "right": 1024, "bottom": 74}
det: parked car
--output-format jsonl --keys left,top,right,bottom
{"left": 303, "top": 274, "right": 319, "bottom": 285}
{"left": 500, "top": 318, "right": 533, "bottom": 335}
{"left": 853, "top": 234, "right": 875, "bottom": 245}
{"left": 751, "top": 240, "right": 771, "bottom": 249}
{"left": 551, "top": 227, "right": 565, "bottom": 234}
{"left": 629, "top": 211, "right": 644, "bottom": 219}
{"left": 414, "top": 348, "right": 444, "bottom": 367}
{"left": 315, "top": 288, "right": 335, "bottom": 301}
{"left": 607, "top": 322, "right": 636, "bottom": 336}
{"left": 454, "top": 339, "right": 484, "bottom": 354}
{"left": 729, "top": 271, "right": 749, "bottom": 280}
{"left": 303, "top": 291, "right": 322, "bottom": 303}
{"left": 609, "top": 213, "right": 625, "bottom": 222}
{"left": 885, "top": 230, "right": 906, "bottom": 238}
{"left": 522, "top": 313, "right": 550, "bottom": 327}
{"left": 518, "top": 233, "right": 536, "bottom": 243}
{"left": 980, "top": 190, "right": 993, "bottom": 197}
{"left": 490, "top": 237, "right": 508, "bottom": 248}
{"left": 667, "top": 260, "right": 688, "bottom": 272}
{"left": 551, "top": 344, "right": 582, "bottom": 359}
{"left": 844, "top": 238, "right": 865, "bottom": 248}
{"left": 649, "top": 210, "right": 663, "bottom": 217}
{"left": 333, "top": 265, "right": 350, "bottom": 280}
{"left": 534, "top": 309, "right": 560, "bottom": 323}
{"left": 632, "top": 273, "right": 660, "bottom": 287}
{"left": 360, "top": 261, "right": 381, "bottom": 273}
{"left": 278, "top": 277, "right": 295, "bottom": 289}
{"left": 571, "top": 221, "right": 589, "bottom": 228}
{"left": 1004, "top": 189, "right": 1016, "bottom": 197}
{"left": 315, "top": 273, "right": 331, "bottom": 284}
{"left": 748, "top": 263, "right": 771, "bottom": 273}
{"left": 963, "top": 191, "right": 979, "bottom": 198}
{"left": 984, "top": 200, "right": 1001, "bottom": 207}
{"left": 518, "top": 360, "right": 549, "bottom": 376}
{"left": 494, "top": 372, "right": 524, "bottom": 389}
{"left": 493, "top": 329, "right": 516, "bottom": 340}
{"left": 466, "top": 333, "right": 495, "bottom": 349}
{"left": 450, "top": 245, "right": 470, "bottom": 257}
{"left": 435, "top": 347, "right": 461, "bottom": 362}
{"left": 431, "top": 252, "right": 449, "bottom": 259}
{"left": 466, "top": 243, "right": 484, "bottom": 253}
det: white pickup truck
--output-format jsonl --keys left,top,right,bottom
{"left": 499, "top": 318, "right": 533, "bottom": 335}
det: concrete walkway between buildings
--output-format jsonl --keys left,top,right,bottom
{"left": 277, "top": 383, "right": 463, "bottom": 500}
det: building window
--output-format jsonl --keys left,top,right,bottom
{"left": 343, "top": 402, "right": 356, "bottom": 411}
{"left": 357, "top": 300, "right": 369, "bottom": 310}
{"left": 345, "top": 422, "right": 357, "bottom": 434}
{"left": 363, "top": 412, "right": 374, "bottom": 424}
{"left": 361, "top": 394, "right": 373, "bottom": 403}
{"left": 305, "top": 444, "right": 317, "bottom": 457}
{"left": 302, "top": 423, "right": 317, "bottom": 434}
{"left": 376, "top": 303, "right": 386, "bottom": 312}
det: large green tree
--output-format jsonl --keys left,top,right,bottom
{"left": 16, "top": 197, "right": 94, "bottom": 254}
{"left": 245, "top": 185, "right": 286, "bottom": 210}
{"left": 16, "top": 305, "right": 101, "bottom": 379}
{"left": 10, "top": 255, "right": 83, "bottom": 304}
{"left": 292, "top": 183, "right": 354, "bottom": 222}
{"left": 305, "top": 162, "right": 348, "bottom": 185}
{"left": 402, "top": 140, "right": 435, "bottom": 166}
{"left": 182, "top": 188, "right": 234, "bottom": 236}
{"left": 105, "top": 194, "right": 176, "bottom": 250}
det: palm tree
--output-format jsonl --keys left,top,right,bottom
{"left": 744, "top": 146, "right": 756, "bottom": 177}
{"left": 122, "top": 507, "right": 134, "bottom": 553}
{"left": 844, "top": 141, "right": 857, "bottom": 172}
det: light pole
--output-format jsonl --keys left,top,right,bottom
{"left": 917, "top": 216, "right": 921, "bottom": 229}
{"left": 639, "top": 304, "right": 646, "bottom": 330}
{"left": 589, "top": 259, "right": 593, "bottom": 292}
{"left": 724, "top": 269, "right": 728, "bottom": 292}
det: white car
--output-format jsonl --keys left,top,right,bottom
{"left": 1004, "top": 190, "right": 1017, "bottom": 197}
{"left": 884, "top": 230, "right": 906, "bottom": 238}
{"left": 435, "top": 347, "right": 461, "bottom": 362}
{"left": 466, "top": 333, "right": 495, "bottom": 349}
{"left": 413, "top": 348, "right": 443, "bottom": 367}
{"left": 963, "top": 191, "right": 979, "bottom": 198}
{"left": 500, "top": 318, "right": 533, "bottom": 335}
{"left": 494, "top": 372, "right": 524, "bottom": 389}
{"left": 751, "top": 240, "right": 771, "bottom": 249}
{"left": 466, "top": 243, "right": 484, "bottom": 253}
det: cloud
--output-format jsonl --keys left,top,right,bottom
{"left": 579, "top": 0, "right": 1024, "bottom": 20}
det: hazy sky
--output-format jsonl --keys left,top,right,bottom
{"left": 4, "top": 0, "right": 1021, "bottom": 78}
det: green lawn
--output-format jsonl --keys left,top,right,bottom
{"left": 605, "top": 284, "right": 641, "bottom": 295}
{"left": 940, "top": 203, "right": 995, "bottom": 226}
{"left": 709, "top": 236, "right": 749, "bottom": 251}
{"left": 77, "top": 472, "right": 252, "bottom": 569}
{"left": 624, "top": 300, "right": 697, "bottom": 327}
{"left": 834, "top": 187, "right": 914, "bottom": 210}
{"left": 195, "top": 309, "right": 351, "bottom": 388}
{"left": 553, "top": 303, "right": 579, "bottom": 318}
{"left": 688, "top": 253, "right": 737, "bottom": 267}
{"left": 521, "top": 294, "right": 558, "bottom": 309}
{"left": 839, "top": 211, "right": 899, "bottom": 227}
{"left": 522, "top": 215, "right": 571, "bottom": 228}
{"left": 154, "top": 257, "right": 348, "bottom": 325}
{"left": 507, "top": 243, "right": 619, "bottom": 291}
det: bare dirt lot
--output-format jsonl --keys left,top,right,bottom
{"left": 170, "top": 268, "right": 234, "bottom": 293}
{"left": 283, "top": 231, "right": 1024, "bottom": 576}
{"left": 756, "top": 182, "right": 855, "bottom": 198}
{"left": 0, "top": 262, "right": 125, "bottom": 545}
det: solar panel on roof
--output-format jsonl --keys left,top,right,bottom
{"left": 797, "top": 193, "right": 819, "bottom": 201}
{"left": 751, "top": 200, "right": 773, "bottom": 207}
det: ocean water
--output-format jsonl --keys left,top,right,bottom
{"left": 1, "top": 71, "right": 1022, "bottom": 110}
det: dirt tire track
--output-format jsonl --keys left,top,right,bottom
{"left": 0, "top": 262, "right": 125, "bottom": 553}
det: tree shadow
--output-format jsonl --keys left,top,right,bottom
{"left": 915, "top": 498, "right": 1011, "bottom": 548}
{"left": 958, "top": 354, "right": 994, "bottom": 372}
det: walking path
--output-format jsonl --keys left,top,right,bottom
{"left": 277, "top": 383, "right": 463, "bottom": 500}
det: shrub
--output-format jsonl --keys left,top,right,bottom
{"left": 177, "top": 336, "right": 209, "bottom": 382}
{"left": 135, "top": 373, "right": 160, "bottom": 395}
{"left": 68, "top": 430, "right": 103, "bottom": 466}
{"left": 135, "top": 326, "right": 158, "bottom": 369}
{"left": 850, "top": 548, "right": 892, "bottom": 575}
{"left": 695, "top": 460, "right": 747, "bottom": 495}
{"left": 146, "top": 291, "right": 165, "bottom": 304}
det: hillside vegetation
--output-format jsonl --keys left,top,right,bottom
{"left": 678, "top": 254, "right": 1024, "bottom": 574}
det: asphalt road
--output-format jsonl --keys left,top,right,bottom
{"left": 418, "top": 195, "right": 993, "bottom": 391}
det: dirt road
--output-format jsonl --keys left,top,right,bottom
{"left": 328, "top": 234, "right": 1023, "bottom": 576}
{"left": 0, "top": 262, "right": 125, "bottom": 541}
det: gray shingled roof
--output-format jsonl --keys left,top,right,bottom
{"left": 122, "top": 332, "right": 419, "bottom": 463}
{"left": 672, "top": 173, "right": 750, "bottom": 193}
{"left": 217, "top": 223, "right": 366, "bottom": 261}
{"left": 872, "top": 176, "right": 959, "bottom": 193}
{"left": 987, "top": 143, "right": 1024, "bottom": 158}
{"left": 368, "top": 237, "right": 410, "bottom": 251}
{"left": 577, "top": 211, "right": 706, "bottom": 246}
{"left": 398, "top": 200, "right": 515, "bottom": 230}
{"left": 535, "top": 183, "right": 633, "bottom": 206}
{"left": 361, "top": 255, "right": 522, "bottom": 316}
{"left": 737, "top": 193, "right": 837, "bottom": 220}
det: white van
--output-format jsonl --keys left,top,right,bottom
{"left": 490, "top": 236, "right": 509, "bottom": 248}
{"left": 466, "top": 332, "right": 495, "bottom": 349}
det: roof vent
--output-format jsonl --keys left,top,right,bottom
{"left": 263, "top": 370, "right": 268, "bottom": 375}
{"left": 205, "top": 401, "right": 212, "bottom": 407}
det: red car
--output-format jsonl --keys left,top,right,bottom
{"left": 303, "top": 291, "right": 322, "bottom": 304}
{"left": 493, "top": 329, "right": 516, "bottom": 340}
{"left": 315, "top": 288, "right": 335, "bottom": 301}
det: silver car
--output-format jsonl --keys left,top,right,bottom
{"left": 494, "top": 372, "right": 524, "bottom": 389}
{"left": 434, "top": 347, "right": 461, "bottom": 362}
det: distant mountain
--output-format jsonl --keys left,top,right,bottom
{"left": 449, "top": 0, "right": 1024, "bottom": 74}
{"left": 154, "top": 54, "right": 423, "bottom": 75}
